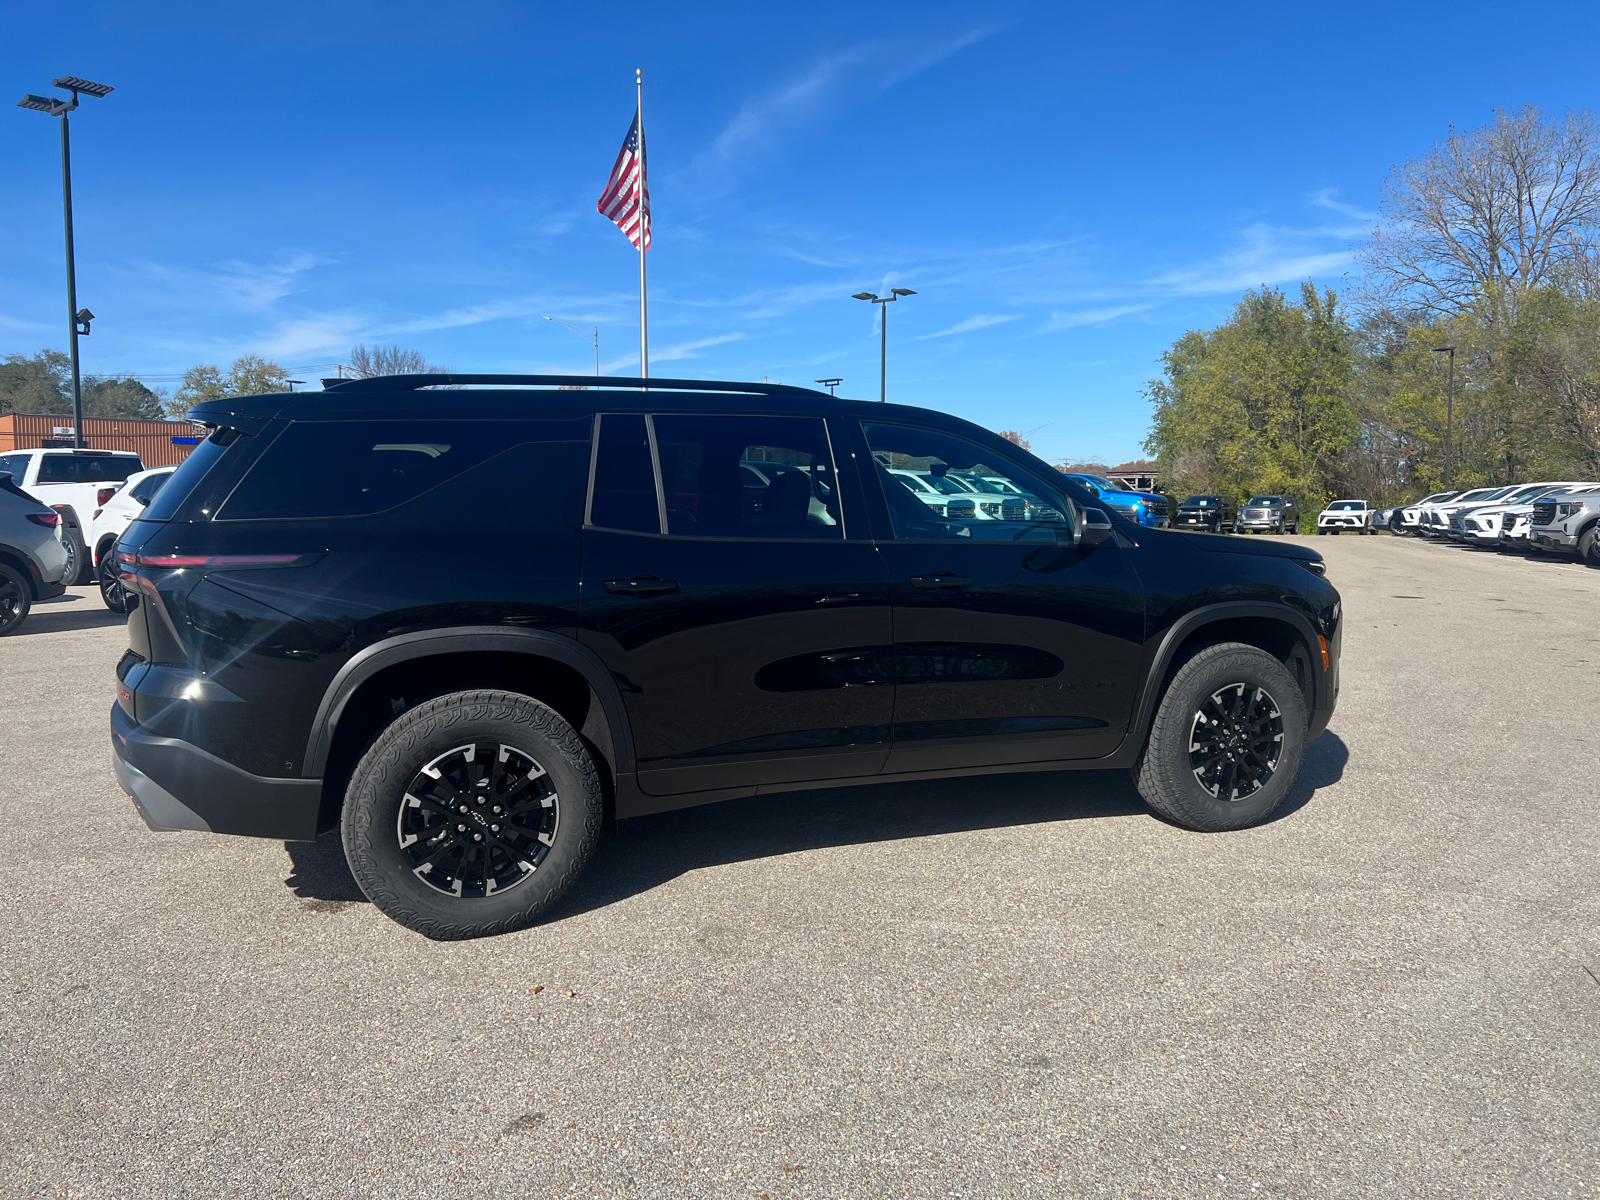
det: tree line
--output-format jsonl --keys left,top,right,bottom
{"left": 0, "top": 345, "right": 445, "bottom": 421}
{"left": 1146, "top": 106, "right": 1600, "bottom": 507}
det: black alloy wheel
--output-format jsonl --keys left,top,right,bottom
{"left": 342, "top": 689, "right": 603, "bottom": 939}
{"left": 397, "top": 741, "right": 558, "bottom": 899}
{"left": 1187, "top": 683, "right": 1285, "bottom": 802}
{"left": 98, "top": 546, "right": 133, "bottom": 613}
{"left": 0, "top": 564, "right": 31, "bottom": 636}
{"left": 1134, "top": 641, "right": 1307, "bottom": 831}
{"left": 59, "top": 536, "right": 79, "bottom": 589}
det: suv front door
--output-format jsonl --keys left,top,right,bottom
{"left": 578, "top": 412, "right": 894, "bottom": 798}
{"left": 856, "top": 421, "right": 1146, "bottom": 772}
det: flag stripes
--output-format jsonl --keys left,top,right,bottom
{"left": 598, "top": 113, "right": 650, "bottom": 250}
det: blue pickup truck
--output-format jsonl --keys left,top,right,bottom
{"left": 1059, "top": 473, "right": 1171, "bottom": 527}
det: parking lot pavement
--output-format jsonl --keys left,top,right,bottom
{"left": 1, "top": 543, "right": 1597, "bottom": 1199}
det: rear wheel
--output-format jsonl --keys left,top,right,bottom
{"left": 342, "top": 689, "right": 603, "bottom": 940}
{"left": 1579, "top": 524, "right": 1599, "bottom": 567}
{"left": 1135, "top": 642, "right": 1308, "bottom": 832}
{"left": 97, "top": 544, "right": 133, "bottom": 613}
{"left": 0, "top": 564, "right": 31, "bottom": 636}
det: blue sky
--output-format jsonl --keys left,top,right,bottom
{"left": 5, "top": 0, "right": 1600, "bottom": 465}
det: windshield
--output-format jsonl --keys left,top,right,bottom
{"left": 1418, "top": 492, "right": 1457, "bottom": 504}
{"left": 1327, "top": 500, "right": 1367, "bottom": 511}
{"left": 1066, "top": 474, "right": 1118, "bottom": 492}
{"left": 952, "top": 472, "right": 1008, "bottom": 495}
{"left": 1246, "top": 496, "right": 1282, "bottom": 507}
{"left": 1452, "top": 489, "right": 1496, "bottom": 503}
{"left": 1182, "top": 496, "right": 1218, "bottom": 507}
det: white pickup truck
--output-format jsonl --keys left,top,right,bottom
{"left": 0, "top": 448, "right": 146, "bottom": 585}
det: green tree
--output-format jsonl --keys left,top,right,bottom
{"left": 83, "top": 376, "right": 169, "bottom": 420}
{"left": 0, "top": 351, "right": 70, "bottom": 415}
{"left": 172, "top": 354, "right": 292, "bottom": 415}
{"left": 1144, "top": 284, "right": 1358, "bottom": 513}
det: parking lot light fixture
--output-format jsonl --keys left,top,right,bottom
{"left": 852, "top": 287, "right": 917, "bottom": 402}
{"left": 544, "top": 316, "right": 600, "bottom": 375}
{"left": 17, "top": 75, "right": 114, "bottom": 449}
{"left": 1432, "top": 346, "right": 1456, "bottom": 488}
{"left": 815, "top": 378, "right": 842, "bottom": 396}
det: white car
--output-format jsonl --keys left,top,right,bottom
{"left": 1316, "top": 499, "right": 1375, "bottom": 535}
{"left": 1394, "top": 491, "right": 1459, "bottom": 535}
{"left": 888, "top": 468, "right": 969, "bottom": 519}
{"left": 1421, "top": 485, "right": 1518, "bottom": 534}
{"left": 0, "top": 447, "right": 146, "bottom": 583}
{"left": 86, "top": 466, "right": 177, "bottom": 610}
{"left": 1450, "top": 482, "right": 1597, "bottom": 544}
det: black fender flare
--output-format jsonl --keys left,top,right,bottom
{"left": 1128, "top": 601, "right": 1328, "bottom": 735}
{"left": 301, "top": 626, "right": 636, "bottom": 778}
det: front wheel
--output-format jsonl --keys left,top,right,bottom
{"left": 1579, "top": 525, "right": 1599, "bottom": 567}
{"left": 342, "top": 689, "right": 604, "bottom": 940}
{"left": 1135, "top": 642, "right": 1308, "bottom": 831}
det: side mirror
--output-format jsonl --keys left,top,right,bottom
{"left": 1080, "top": 507, "right": 1113, "bottom": 546}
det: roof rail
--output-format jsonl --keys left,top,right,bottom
{"left": 319, "top": 373, "right": 829, "bottom": 397}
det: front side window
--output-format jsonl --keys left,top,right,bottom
{"left": 865, "top": 423, "right": 1071, "bottom": 541}
{"left": 653, "top": 415, "right": 841, "bottom": 538}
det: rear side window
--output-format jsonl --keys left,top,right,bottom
{"left": 36, "top": 454, "right": 144, "bottom": 484}
{"left": 218, "top": 421, "right": 560, "bottom": 520}
{"left": 141, "top": 436, "right": 231, "bottom": 521}
{"left": 0, "top": 453, "right": 30, "bottom": 480}
{"left": 128, "top": 471, "right": 173, "bottom": 506}
{"left": 653, "top": 415, "right": 841, "bottom": 538}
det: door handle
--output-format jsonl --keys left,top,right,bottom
{"left": 603, "top": 576, "right": 680, "bottom": 597}
{"left": 909, "top": 573, "right": 974, "bottom": 591}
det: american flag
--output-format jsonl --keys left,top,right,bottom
{"left": 597, "top": 112, "right": 650, "bottom": 250}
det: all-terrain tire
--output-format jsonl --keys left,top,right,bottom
{"left": 342, "top": 689, "right": 604, "bottom": 940}
{"left": 1134, "top": 642, "right": 1308, "bottom": 832}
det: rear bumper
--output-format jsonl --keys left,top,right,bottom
{"left": 110, "top": 703, "right": 324, "bottom": 840}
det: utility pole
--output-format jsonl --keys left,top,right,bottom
{"left": 1432, "top": 346, "right": 1456, "bottom": 487}
{"left": 18, "top": 77, "right": 114, "bottom": 449}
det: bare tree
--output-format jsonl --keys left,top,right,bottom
{"left": 1358, "top": 107, "right": 1600, "bottom": 330}
{"left": 347, "top": 345, "right": 449, "bottom": 378}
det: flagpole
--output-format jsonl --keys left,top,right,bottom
{"left": 636, "top": 68, "right": 648, "bottom": 381}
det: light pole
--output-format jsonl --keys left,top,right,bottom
{"left": 18, "top": 77, "right": 114, "bottom": 450}
{"left": 1432, "top": 346, "right": 1456, "bottom": 487}
{"left": 852, "top": 288, "right": 917, "bottom": 402}
{"left": 544, "top": 316, "right": 600, "bottom": 376}
{"left": 814, "top": 378, "right": 842, "bottom": 396}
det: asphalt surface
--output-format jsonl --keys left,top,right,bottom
{"left": 2, "top": 536, "right": 1597, "bottom": 1199}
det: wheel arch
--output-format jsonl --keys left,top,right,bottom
{"left": 304, "top": 627, "right": 636, "bottom": 834}
{"left": 1129, "top": 602, "right": 1327, "bottom": 738}
{"left": 0, "top": 547, "right": 38, "bottom": 598}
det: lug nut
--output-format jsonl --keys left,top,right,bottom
{"left": 457, "top": 823, "right": 467, "bottom": 832}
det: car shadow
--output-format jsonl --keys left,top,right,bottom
{"left": 13, "top": 602, "right": 126, "bottom": 635}
{"left": 280, "top": 731, "right": 1350, "bottom": 915}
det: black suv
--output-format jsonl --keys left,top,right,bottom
{"left": 109, "top": 376, "right": 1341, "bottom": 939}
{"left": 1174, "top": 495, "right": 1236, "bottom": 533}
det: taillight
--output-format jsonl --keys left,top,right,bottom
{"left": 97, "top": 487, "right": 117, "bottom": 506}
{"left": 92, "top": 508, "right": 103, "bottom": 520}
{"left": 26, "top": 512, "right": 60, "bottom": 528}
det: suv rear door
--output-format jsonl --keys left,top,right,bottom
{"left": 578, "top": 411, "right": 894, "bottom": 797}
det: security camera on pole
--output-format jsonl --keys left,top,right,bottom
{"left": 852, "top": 288, "right": 917, "bottom": 402}
{"left": 18, "top": 76, "right": 114, "bottom": 449}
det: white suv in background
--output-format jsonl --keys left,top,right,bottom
{"left": 1423, "top": 485, "right": 1517, "bottom": 533}
{"left": 86, "top": 466, "right": 177, "bottom": 611}
{"left": 1316, "top": 499, "right": 1374, "bottom": 535}
{"left": 0, "top": 448, "right": 146, "bottom": 584}
{"left": 1394, "top": 491, "right": 1459, "bottom": 535}
{"left": 1452, "top": 482, "right": 1597, "bottom": 545}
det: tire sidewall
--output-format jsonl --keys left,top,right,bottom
{"left": 342, "top": 691, "right": 602, "bottom": 939}
{"left": 1140, "top": 644, "right": 1309, "bottom": 831}
{"left": 0, "top": 564, "right": 31, "bottom": 636}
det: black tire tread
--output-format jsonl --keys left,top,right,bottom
{"left": 1136, "top": 642, "right": 1306, "bottom": 832}
{"left": 342, "top": 689, "right": 602, "bottom": 940}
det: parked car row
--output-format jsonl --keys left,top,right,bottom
{"left": 1390, "top": 480, "right": 1600, "bottom": 564}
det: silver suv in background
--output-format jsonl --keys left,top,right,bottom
{"left": 0, "top": 471, "right": 70, "bottom": 635}
{"left": 1527, "top": 488, "right": 1600, "bottom": 563}
{"left": 1237, "top": 495, "right": 1299, "bottom": 534}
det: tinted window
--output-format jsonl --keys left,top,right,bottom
{"left": 142, "top": 437, "right": 230, "bottom": 521}
{"left": 587, "top": 413, "right": 660, "bottom": 534}
{"left": 36, "top": 453, "right": 144, "bottom": 484}
{"left": 1183, "top": 496, "right": 1218, "bottom": 507}
{"left": 219, "top": 421, "right": 553, "bottom": 520}
{"left": 128, "top": 471, "right": 174, "bottom": 506}
{"left": 653, "top": 415, "right": 841, "bottom": 539}
{"left": 0, "top": 454, "right": 29, "bottom": 481}
{"left": 865, "top": 423, "right": 1071, "bottom": 541}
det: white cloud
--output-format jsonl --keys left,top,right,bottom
{"left": 1309, "top": 187, "right": 1376, "bottom": 223}
{"left": 1145, "top": 224, "right": 1352, "bottom": 295}
{"left": 1039, "top": 304, "right": 1152, "bottom": 331}
{"left": 255, "top": 314, "right": 370, "bottom": 359}
{"left": 917, "top": 313, "right": 1019, "bottom": 339}
{"left": 651, "top": 332, "right": 745, "bottom": 363}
